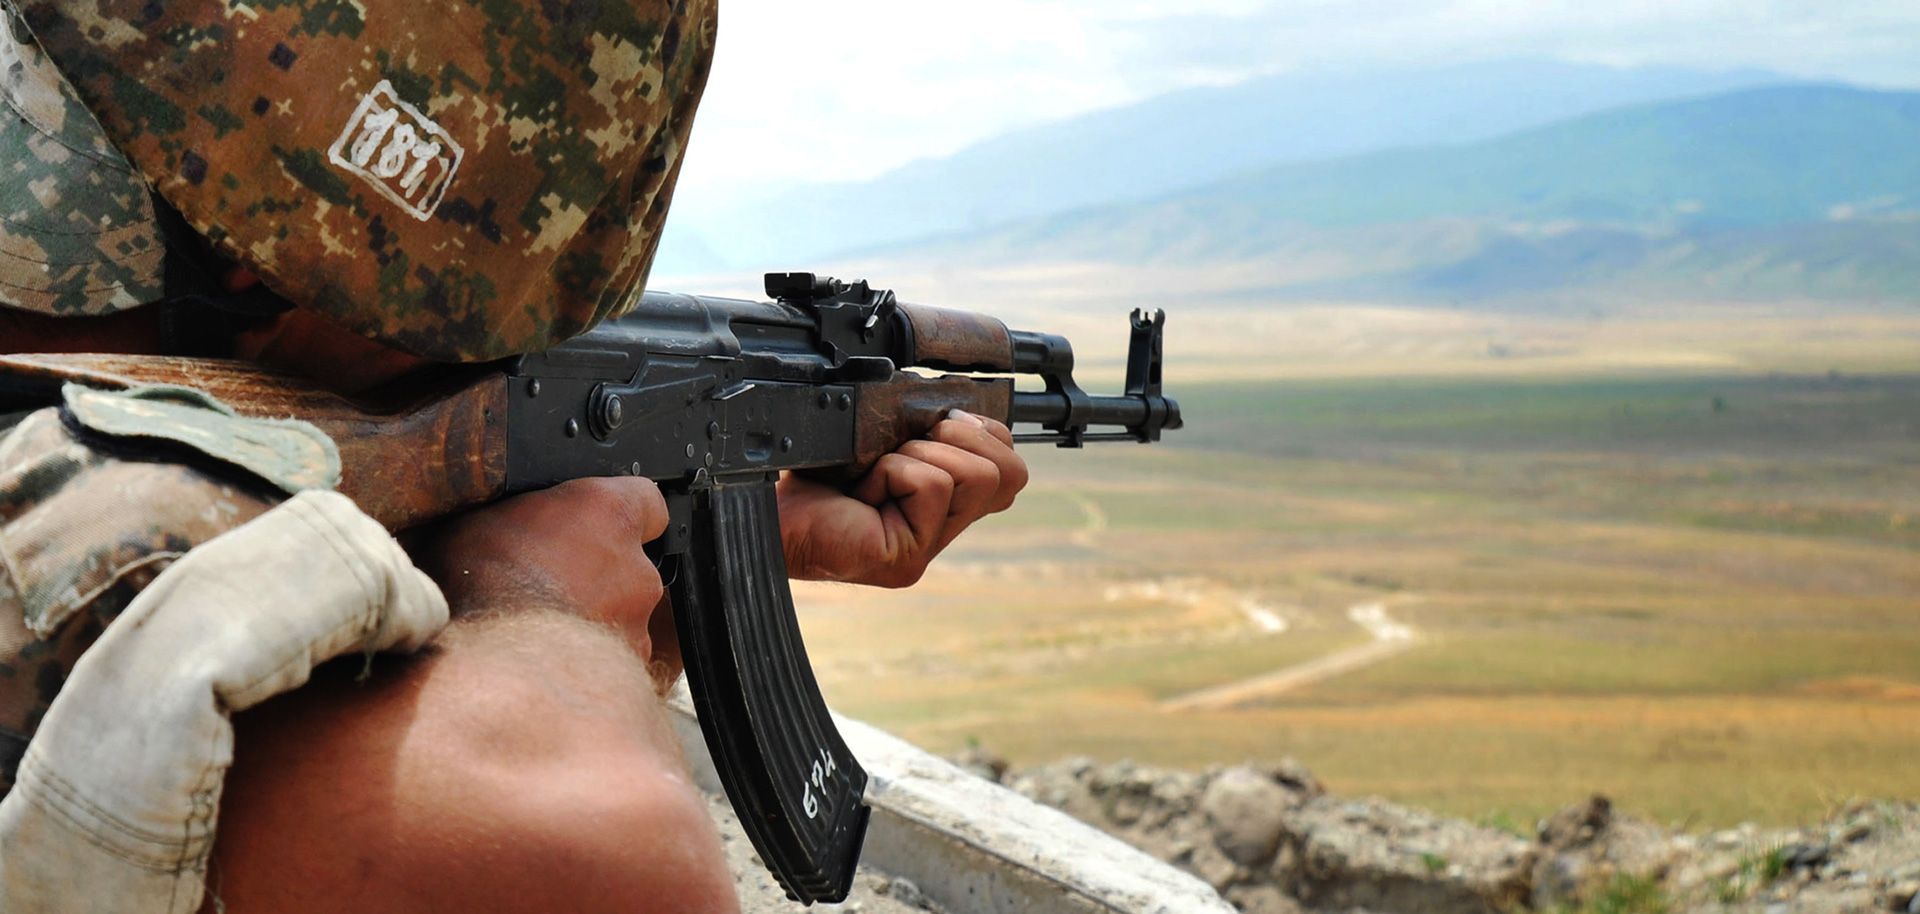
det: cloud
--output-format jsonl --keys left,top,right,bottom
{"left": 677, "top": 0, "right": 1271, "bottom": 197}
{"left": 678, "top": 2, "right": 1123, "bottom": 196}
{"left": 674, "top": 0, "right": 1920, "bottom": 198}
{"left": 1125, "top": 0, "right": 1920, "bottom": 84}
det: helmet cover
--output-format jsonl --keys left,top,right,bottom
{"left": 13, "top": 0, "right": 715, "bottom": 361}
{"left": 0, "top": 4, "right": 162, "bottom": 315}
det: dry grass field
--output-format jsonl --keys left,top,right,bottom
{"left": 777, "top": 270, "right": 1920, "bottom": 829}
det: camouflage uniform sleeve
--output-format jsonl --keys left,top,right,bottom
{"left": 0, "top": 488, "right": 448, "bottom": 911}
{"left": 0, "top": 392, "right": 322, "bottom": 795}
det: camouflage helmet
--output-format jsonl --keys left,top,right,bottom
{"left": 0, "top": 5, "right": 164, "bottom": 315}
{"left": 1, "top": 0, "right": 715, "bottom": 362}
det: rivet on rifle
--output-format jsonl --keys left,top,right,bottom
{"left": 527, "top": 379, "right": 542, "bottom": 398}
{"left": 564, "top": 419, "right": 579, "bottom": 438}
{"left": 707, "top": 421, "right": 720, "bottom": 440}
{"left": 780, "top": 437, "right": 795, "bottom": 453}
{"left": 630, "top": 461, "right": 642, "bottom": 476}
{"left": 704, "top": 451, "right": 716, "bottom": 468}
{"left": 685, "top": 443, "right": 696, "bottom": 459}
{"left": 816, "top": 391, "right": 832, "bottom": 409}
{"left": 837, "top": 394, "right": 853, "bottom": 411}
{"left": 602, "top": 394, "right": 625, "bottom": 430}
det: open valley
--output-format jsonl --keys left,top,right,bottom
{"left": 792, "top": 295, "right": 1920, "bottom": 828}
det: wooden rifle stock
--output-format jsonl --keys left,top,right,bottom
{"left": 0, "top": 353, "right": 1031, "bottom": 527}
{"left": 0, "top": 353, "right": 509, "bottom": 530}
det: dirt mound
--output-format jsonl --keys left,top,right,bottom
{"left": 964, "top": 749, "right": 1920, "bottom": 914}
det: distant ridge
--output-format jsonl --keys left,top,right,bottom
{"left": 655, "top": 60, "right": 1791, "bottom": 276}
{"left": 1179, "top": 85, "right": 1920, "bottom": 230}
{"left": 883, "top": 85, "right": 1920, "bottom": 304}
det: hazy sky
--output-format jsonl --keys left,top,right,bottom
{"left": 675, "top": 1, "right": 1920, "bottom": 197}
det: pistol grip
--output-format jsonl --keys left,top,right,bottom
{"left": 669, "top": 476, "right": 870, "bottom": 904}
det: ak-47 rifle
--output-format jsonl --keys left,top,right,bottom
{"left": 0, "top": 272, "right": 1183, "bottom": 904}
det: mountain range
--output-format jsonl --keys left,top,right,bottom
{"left": 655, "top": 61, "right": 1920, "bottom": 305}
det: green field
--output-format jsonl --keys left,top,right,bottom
{"left": 800, "top": 366, "right": 1920, "bottom": 827}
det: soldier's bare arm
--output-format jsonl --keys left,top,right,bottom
{"left": 206, "top": 478, "right": 739, "bottom": 914}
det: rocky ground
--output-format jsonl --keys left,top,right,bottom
{"left": 712, "top": 743, "right": 1917, "bottom": 914}
{"left": 952, "top": 749, "right": 1920, "bottom": 914}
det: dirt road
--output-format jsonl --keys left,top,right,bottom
{"left": 1159, "top": 602, "right": 1421, "bottom": 711}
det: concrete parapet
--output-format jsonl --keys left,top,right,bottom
{"left": 667, "top": 686, "right": 1235, "bottom": 914}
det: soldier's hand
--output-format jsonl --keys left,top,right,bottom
{"left": 777, "top": 409, "right": 1029, "bottom": 588}
{"left": 408, "top": 477, "right": 681, "bottom": 691}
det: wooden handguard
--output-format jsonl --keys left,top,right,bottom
{"left": 0, "top": 353, "right": 508, "bottom": 531}
{"left": 895, "top": 302, "right": 1014, "bottom": 372}
{"left": 851, "top": 372, "right": 1013, "bottom": 471}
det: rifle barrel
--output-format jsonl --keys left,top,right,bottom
{"left": 1008, "top": 390, "right": 1182, "bottom": 444}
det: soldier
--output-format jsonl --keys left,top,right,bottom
{"left": 0, "top": 2, "right": 1027, "bottom": 912}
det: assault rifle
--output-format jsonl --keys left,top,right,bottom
{"left": 0, "top": 273, "right": 1182, "bottom": 904}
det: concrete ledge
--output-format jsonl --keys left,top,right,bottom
{"left": 668, "top": 687, "right": 1234, "bottom": 914}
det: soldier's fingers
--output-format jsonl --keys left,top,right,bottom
{"left": 548, "top": 477, "right": 670, "bottom": 543}
{"left": 855, "top": 452, "right": 956, "bottom": 571}
{"left": 948, "top": 409, "right": 1016, "bottom": 449}
{"left": 897, "top": 439, "right": 1001, "bottom": 523}
{"left": 929, "top": 414, "right": 1029, "bottom": 514}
